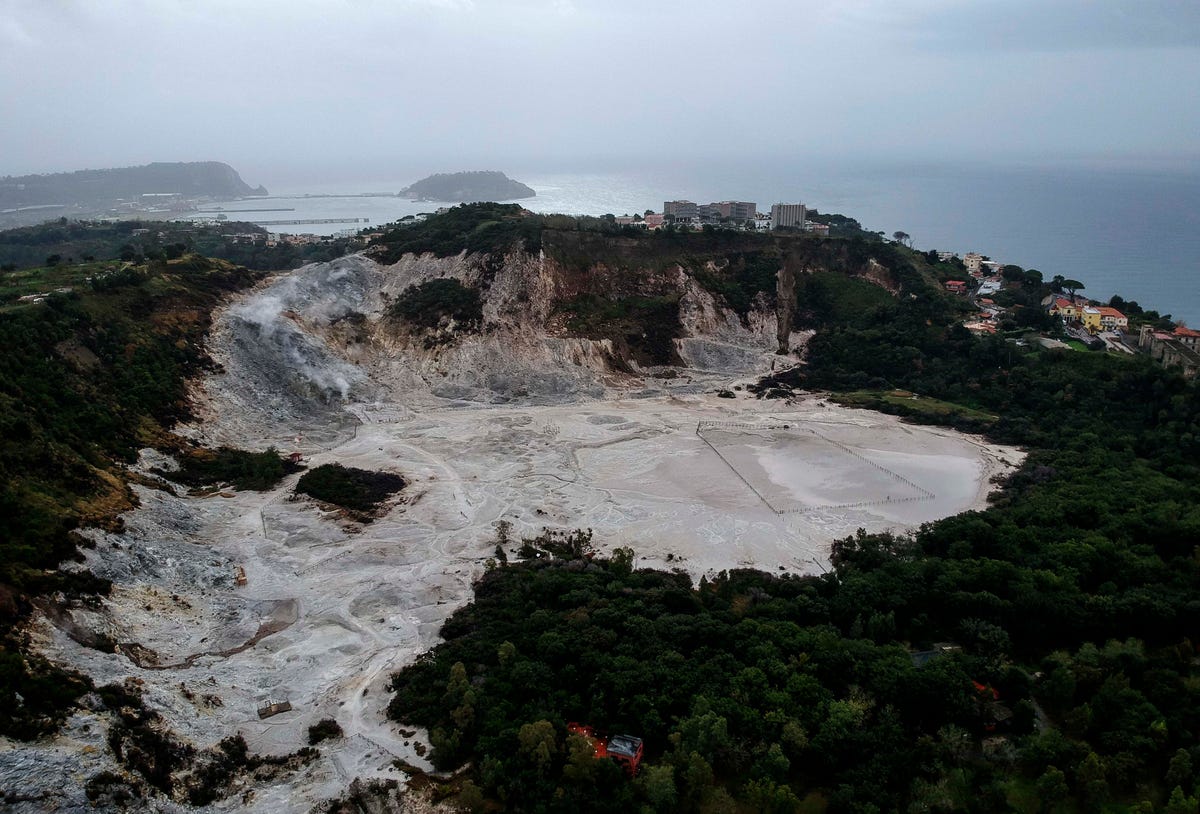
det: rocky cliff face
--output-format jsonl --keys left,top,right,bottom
{"left": 188, "top": 236, "right": 902, "bottom": 446}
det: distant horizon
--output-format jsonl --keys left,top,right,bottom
{"left": 4, "top": 155, "right": 1197, "bottom": 323}
{"left": 7, "top": 150, "right": 1200, "bottom": 192}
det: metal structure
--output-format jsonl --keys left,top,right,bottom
{"left": 567, "top": 723, "right": 644, "bottom": 776}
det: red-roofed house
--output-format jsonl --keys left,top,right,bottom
{"left": 1139, "top": 325, "right": 1200, "bottom": 379}
{"left": 945, "top": 280, "right": 968, "bottom": 294}
{"left": 1173, "top": 325, "right": 1200, "bottom": 348}
{"left": 1095, "top": 306, "right": 1128, "bottom": 331}
{"left": 1048, "top": 297, "right": 1079, "bottom": 321}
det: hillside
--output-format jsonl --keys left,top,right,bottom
{"left": 0, "top": 219, "right": 355, "bottom": 276}
{"left": 0, "top": 162, "right": 265, "bottom": 207}
{"left": 399, "top": 170, "right": 535, "bottom": 201}
{"left": 0, "top": 162, "right": 267, "bottom": 228}
{"left": 0, "top": 254, "right": 263, "bottom": 740}
{"left": 0, "top": 207, "right": 1196, "bottom": 812}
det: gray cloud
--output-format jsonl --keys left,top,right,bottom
{"left": 0, "top": 0, "right": 1196, "bottom": 183}
{"left": 897, "top": 0, "right": 1200, "bottom": 51}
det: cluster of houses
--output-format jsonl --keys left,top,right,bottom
{"left": 939, "top": 250, "right": 1196, "bottom": 379}
{"left": 610, "top": 201, "right": 828, "bottom": 234}
{"left": 1047, "top": 297, "right": 1129, "bottom": 333}
{"left": 941, "top": 254, "right": 1010, "bottom": 335}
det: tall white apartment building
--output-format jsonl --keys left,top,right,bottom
{"left": 770, "top": 203, "right": 806, "bottom": 230}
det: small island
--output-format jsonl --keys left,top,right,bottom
{"left": 399, "top": 170, "right": 535, "bottom": 202}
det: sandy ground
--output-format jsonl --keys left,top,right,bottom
{"left": 0, "top": 256, "right": 1023, "bottom": 812}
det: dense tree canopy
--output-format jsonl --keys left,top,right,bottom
{"left": 389, "top": 243, "right": 1200, "bottom": 812}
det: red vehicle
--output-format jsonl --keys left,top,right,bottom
{"left": 567, "top": 723, "right": 644, "bottom": 776}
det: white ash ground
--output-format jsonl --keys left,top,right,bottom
{"left": 0, "top": 255, "right": 1022, "bottom": 812}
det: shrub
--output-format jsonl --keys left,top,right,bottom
{"left": 390, "top": 278, "right": 482, "bottom": 332}
{"left": 295, "top": 464, "right": 405, "bottom": 516}
{"left": 165, "top": 447, "right": 302, "bottom": 492}
{"left": 308, "top": 718, "right": 343, "bottom": 745}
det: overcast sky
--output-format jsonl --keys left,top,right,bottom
{"left": 2, "top": 0, "right": 1197, "bottom": 184}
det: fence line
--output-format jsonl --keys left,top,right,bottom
{"left": 694, "top": 429, "right": 782, "bottom": 512}
{"left": 695, "top": 421, "right": 936, "bottom": 514}
{"left": 294, "top": 548, "right": 353, "bottom": 577}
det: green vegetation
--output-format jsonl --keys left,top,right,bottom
{"left": 830, "top": 390, "right": 1000, "bottom": 425}
{"left": 692, "top": 250, "right": 782, "bottom": 316}
{"left": 0, "top": 651, "right": 92, "bottom": 740}
{"left": 390, "top": 278, "right": 483, "bottom": 332}
{"left": 308, "top": 718, "right": 344, "bottom": 745}
{"left": 390, "top": 260, "right": 1200, "bottom": 811}
{"left": 164, "top": 446, "right": 303, "bottom": 492}
{"left": 0, "top": 162, "right": 264, "bottom": 213}
{"left": 0, "top": 254, "right": 261, "bottom": 739}
{"left": 399, "top": 170, "right": 535, "bottom": 202}
{"left": 793, "top": 270, "right": 896, "bottom": 327}
{"left": 803, "top": 210, "right": 882, "bottom": 240}
{"left": 96, "top": 680, "right": 316, "bottom": 805}
{"left": 558, "top": 293, "right": 683, "bottom": 367}
{"left": 0, "top": 219, "right": 355, "bottom": 277}
{"left": 372, "top": 203, "right": 545, "bottom": 261}
{"left": 295, "top": 463, "right": 406, "bottom": 517}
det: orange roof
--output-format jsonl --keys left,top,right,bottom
{"left": 1096, "top": 306, "right": 1126, "bottom": 319}
{"left": 1174, "top": 325, "right": 1200, "bottom": 338}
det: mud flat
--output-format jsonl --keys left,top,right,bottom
{"left": 0, "top": 256, "right": 1023, "bottom": 812}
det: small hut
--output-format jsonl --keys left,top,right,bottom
{"left": 257, "top": 700, "right": 292, "bottom": 719}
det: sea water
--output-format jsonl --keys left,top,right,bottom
{"left": 208, "top": 160, "right": 1200, "bottom": 324}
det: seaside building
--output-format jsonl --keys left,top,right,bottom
{"left": 1048, "top": 297, "right": 1080, "bottom": 321}
{"left": 770, "top": 203, "right": 806, "bottom": 230}
{"left": 666, "top": 200, "right": 757, "bottom": 224}
{"left": 663, "top": 200, "right": 698, "bottom": 222}
{"left": 1172, "top": 325, "right": 1200, "bottom": 349}
{"left": 963, "top": 252, "right": 984, "bottom": 274}
{"left": 698, "top": 201, "right": 757, "bottom": 222}
{"left": 1139, "top": 325, "right": 1200, "bottom": 379}
{"left": 1096, "top": 306, "right": 1128, "bottom": 331}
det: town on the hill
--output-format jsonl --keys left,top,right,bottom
{"left": 935, "top": 248, "right": 1198, "bottom": 379}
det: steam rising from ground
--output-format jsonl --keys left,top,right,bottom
{"left": 0, "top": 255, "right": 1022, "bottom": 812}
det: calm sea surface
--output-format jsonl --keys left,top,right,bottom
{"left": 205, "top": 161, "right": 1200, "bottom": 324}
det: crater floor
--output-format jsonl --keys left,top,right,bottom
{"left": 0, "top": 258, "right": 1023, "bottom": 812}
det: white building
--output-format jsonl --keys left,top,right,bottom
{"left": 770, "top": 203, "right": 806, "bottom": 230}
